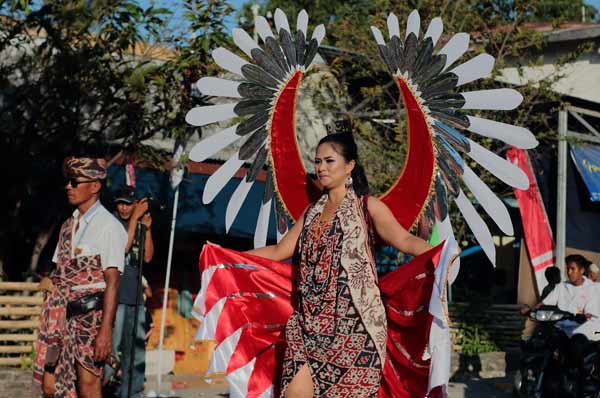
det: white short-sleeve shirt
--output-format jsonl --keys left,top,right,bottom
{"left": 542, "top": 277, "right": 600, "bottom": 340}
{"left": 52, "top": 200, "right": 127, "bottom": 291}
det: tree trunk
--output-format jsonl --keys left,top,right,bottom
{"left": 27, "top": 220, "right": 59, "bottom": 281}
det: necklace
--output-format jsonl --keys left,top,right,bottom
{"left": 313, "top": 199, "right": 340, "bottom": 240}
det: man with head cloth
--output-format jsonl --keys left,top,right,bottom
{"left": 33, "top": 157, "right": 127, "bottom": 398}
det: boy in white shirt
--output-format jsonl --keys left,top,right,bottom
{"left": 542, "top": 255, "right": 600, "bottom": 341}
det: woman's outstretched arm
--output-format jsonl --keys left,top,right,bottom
{"left": 367, "top": 197, "right": 432, "bottom": 256}
{"left": 246, "top": 212, "right": 305, "bottom": 262}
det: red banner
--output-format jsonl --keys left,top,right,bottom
{"left": 507, "top": 148, "right": 555, "bottom": 292}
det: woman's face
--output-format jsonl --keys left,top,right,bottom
{"left": 314, "top": 143, "right": 354, "bottom": 190}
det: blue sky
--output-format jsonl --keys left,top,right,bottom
{"left": 139, "top": 0, "right": 600, "bottom": 34}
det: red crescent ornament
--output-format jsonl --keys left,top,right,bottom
{"left": 270, "top": 71, "right": 321, "bottom": 222}
{"left": 380, "top": 78, "right": 436, "bottom": 230}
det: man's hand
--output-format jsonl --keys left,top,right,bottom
{"left": 94, "top": 327, "right": 112, "bottom": 362}
{"left": 519, "top": 305, "right": 531, "bottom": 315}
{"left": 39, "top": 276, "right": 54, "bottom": 293}
{"left": 131, "top": 199, "right": 149, "bottom": 221}
{"left": 140, "top": 213, "right": 152, "bottom": 229}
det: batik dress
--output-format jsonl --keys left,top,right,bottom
{"left": 33, "top": 216, "right": 106, "bottom": 398}
{"left": 280, "top": 189, "right": 386, "bottom": 398}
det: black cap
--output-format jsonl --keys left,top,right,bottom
{"left": 114, "top": 186, "right": 136, "bottom": 204}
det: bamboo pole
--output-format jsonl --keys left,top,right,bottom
{"left": 0, "top": 282, "right": 40, "bottom": 291}
{"left": 0, "top": 357, "right": 23, "bottom": 366}
{"left": 0, "top": 307, "right": 41, "bottom": 316}
{"left": 0, "top": 320, "right": 40, "bottom": 329}
{"left": 0, "top": 333, "right": 37, "bottom": 341}
{"left": 0, "top": 345, "right": 32, "bottom": 353}
{"left": 0, "top": 296, "right": 43, "bottom": 305}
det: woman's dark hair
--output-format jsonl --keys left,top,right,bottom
{"left": 317, "top": 132, "right": 369, "bottom": 196}
{"left": 565, "top": 254, "right": 590, "bottom": 270}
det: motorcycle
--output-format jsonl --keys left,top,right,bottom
{"left": 513, "top": 306, "right": 600, "bottom": 398}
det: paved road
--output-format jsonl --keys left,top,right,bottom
{"left": 1, "top": 368, "right": 513, "bottom": 398}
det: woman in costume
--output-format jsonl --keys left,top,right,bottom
{"left": 186, "top": 7, "right": 537, "bottom": 398}
{"left": 247, "top": 132, "right": 432, "bottom": 397}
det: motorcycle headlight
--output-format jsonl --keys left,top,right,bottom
{"left": 550, "top": 313, "right": 564, "bottom": 321}
{"left": 534, "top": 310, "right": 551, "bottom": 321}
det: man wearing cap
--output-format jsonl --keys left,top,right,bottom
{"left": 33, "top": 157, "right": 127, "bottom": 398}
{"left": 105, "top": 186, "right": 154, "bottom": 398}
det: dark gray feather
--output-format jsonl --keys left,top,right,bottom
{"left": 414, "top": 53, "right": 446, "bottom": 86}
{"left": 241, "top": 64, "right": 280, "bottom": 89}
{"left": 378, "top": 44, "right": 398, "bottom": 75}
{"left": 303, "top": 38, "right": 319, "bottom": 68}
{"left": 262, "top": 168, "right": 275, "bottom": 204}
{"left": 238, "top": 83, "right": 276, "bottom": 99}
{"left": 234, "top": 99, "right": 270, "bottom": 117}
{"left": 434, "top": 174, "right": 448, "bottom": 220}
{"left": 246, "top": 145, "right": 268, "bottom": 182}
{"left": 389, "top": 36, "right": 404, "bottom": 72}
{"left": 279, "top": 28, "right": 297, "bottom": 68}
{"left": 265, "top": 36, "right": 290, "bottom": 73}
{"left": 430, "top": 109, "right": 470, "bottom": 129}
{"left": 437, "top": 155, "right": 461, "bottom": 198}
{"left": 239, "top": 127, "right": 267, "bottom": 160}
{"left": 402, "top": 32, "right": 418, "bottom": 76}
{"left": 436, "top": 133, "right": 464, "bottom": 175}
{"left": 250, "top": 48, "right": 286, "bottom": 81}
{"left": 421, "top": 73, "right": 459, "bottom": 100}
{"left": 432, "top": 120, "right": 470, "bottom": 152}
{"left": 414, "top": 37, "right": 434, "bottom": 76}
{"left": 295, "top": 30, "right": 306, "bottom": 67}
{"left": 425, "top": 93, "right": 466, "bottom": 109}
{"left": 236, "top": 112, "right": 269, "bottom": 136}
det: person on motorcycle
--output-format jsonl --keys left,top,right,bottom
{"left": 522, "top": 255, "right": 598, "bottom": 396}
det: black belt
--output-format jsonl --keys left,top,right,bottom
{"left": 66, "top": 292, "right": 103, "bottom": 318}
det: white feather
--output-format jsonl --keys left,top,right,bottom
{"left": 424, "top": 17, "right": 443, "bottom": 46}
{"left": 254, "top": 199, "right": 272, "bottom": 249}
{"left": 203, "top": 152, "right": 245, "bottom": 204}
{"left": 462, "top": 88, "right": 523, "bottom": 110}
{"left": 450, "top": 53, "right": 495, "bottom": 86}
{"left": 232, "top": 28, "right": 259, "bottom": 58}
{"left": 274, "top": 8, "right": 290, "bottom": 33}
{"left": 405, "top": 9, "right": 421, "bottom": 39}
{"left": 439, "top": 33, "right": 470, "bottom": 70}
{"left": 297, "top": 9, "right": 308, "bottom": 35}
{"left": 467, "top": 116, "right": 538, "bottom": 149}
{"left": 387, "top": 12, "right": 400, "bottom": 39}
{"left": 462, "top": 165, "right": 514, "bottom": 235}
{"left": 455, "top": 190, "right": 496, "bottom": 265}
{"left": 185, "top": 103, "right": 236, "bottom": 127}
{"left": 213, "top": 47, "right": 249, "bottom": 77}
{"left": 196, "top": 77, "right": 241, "bottom": 98}
{"left": 311, "top": 24, "right": 326, "bottom": 44}
{"left": 255, "top": 16, "right": 274, "bottom": 43}
{"left": 467, "top": 139, "right": 529, "bottom": 189}
{"left": 226, "top": 178, "right": 255, "bottom": 233}
{"left": 189, "top": 124, "right": 242, "bottom": 163}
{"left": 370, "top": 26, "right": 386, "bottom": 45}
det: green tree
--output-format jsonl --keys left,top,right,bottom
{"left": 0, "top": 0, "right": 169, "bottom": 278}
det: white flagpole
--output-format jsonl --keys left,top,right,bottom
{"left": 156, "top": 185, "right": 180, "bottom": 396}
